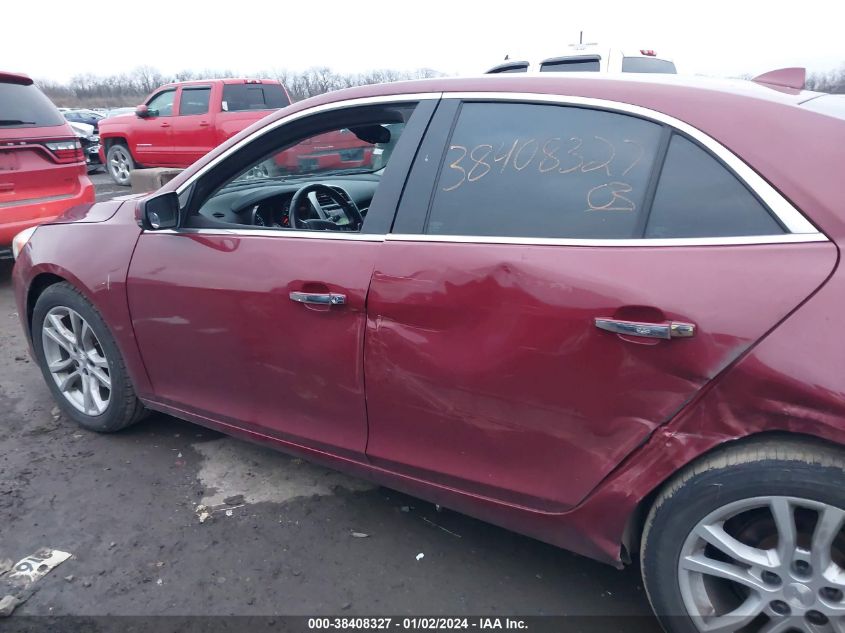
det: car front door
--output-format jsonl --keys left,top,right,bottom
{"left": 125, "top": 97, "right": 437, "bottom": 456}
{"left": 171, "top": 85, "right": 217, "bottom": 165}
{"left": 364, "top": 97, "right": 836, "bottom": 511}
{"left": 133, "top": 88, "right": 176, "bottom": 165}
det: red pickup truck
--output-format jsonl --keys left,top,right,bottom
{"left": 99, "top": 78, "right": 292, "bottom": 185}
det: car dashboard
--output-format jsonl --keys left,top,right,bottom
{"left": 196, "top": 176, "right": 380, "bottom": 230}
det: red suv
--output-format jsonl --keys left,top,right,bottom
{"left": 0, "top": 72, "right": 94, "bottom": 258}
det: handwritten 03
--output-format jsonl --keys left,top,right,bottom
{"left": 441, "top": 136, "right": 645, "bottom": 212}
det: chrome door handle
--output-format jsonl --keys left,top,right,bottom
{"left": 594, "top": 318, "right": 695, "bottom": 340}
{"left": 289, "top": 291, "right": 346, "bottom": 306}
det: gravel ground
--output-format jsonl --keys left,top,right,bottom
{"left": 0, "top": 176, "right": 656, "bottom": 624}
{"left": 90, "top": 170, "right": 127, "bottom": 201}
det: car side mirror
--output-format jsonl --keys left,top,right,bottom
{"left": 135, "top": 104, "right": 150, "bottom": 118}
{"left": 140, "top": 191, "right": 180, "bottom": 230}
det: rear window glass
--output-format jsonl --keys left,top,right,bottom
{"left": 180, "top": 87, "right": 211, "bottom": 115}
{"left": 0, "top": 82, "right": 64, "bottom": 128}
{"left": 540, "top": 57, "right": 600, "bottom": 72}
{"left": 427, "top": 102, "right": 663, "bottom": 239}
{"left": 621, "top": 57, "right": 677, "bottom": 74}
{"left": 645, "top": 135, "right": 784, "bottom": 238}
{"left": 222, "top": 84, "right": 291, "bottom": 112}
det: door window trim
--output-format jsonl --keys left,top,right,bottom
{"left": 385, "top": 232, "right": 827, "bottom": 247}
{"left": 427, "top": 92, "right": 819, "bottom": 239}
{"left": 175, "top": 93, "right": 441, "bottom": 196}
{"left": 444, "top": 92, "right": 819, "bottom": 234}
{"left": 152, "top": 228, "right": 384, "bottom": 242}
{"left": 165, "top": 93, "right": 439, "bottom": 240}
{"left": 177, "top": 85, "right": 212, "bottom": 116}
{"left": 169, "top": 90, "right": 824, "bottom": 245}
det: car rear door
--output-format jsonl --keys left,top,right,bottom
{"left": 363, "top": 96, "right": 836, "bottom": 512}
{"left": 171, "top": 85, "right": 217, "bottom": 165}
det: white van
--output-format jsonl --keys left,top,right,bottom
{"left": 486, "top": 46, "right": 676, "bottom": 74}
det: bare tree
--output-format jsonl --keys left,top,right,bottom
{"left": 36, "top": 65, "right": 448, "bottom": 107}
{"left": 806, "top": 65, "right": 845, "bottom": 94}
{"left": 130, "top": 66, "right": 161, "bottom": 94}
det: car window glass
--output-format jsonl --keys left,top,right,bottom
{"left": 645, "top": 135, "right": 785, "bottom": 238}
{"left": 254, "top": 128, "right": 377, "bottom": 180}
{"left": 0, "top": 82, "right": 65, "bottom": 128}
{"left": 426, "top": 102, "right": 663, "bottom": 239}
{"left": 179, "top": 87, "right": 211, "bottom": 116}
{"left": 540, "top": 57, "right": 600, "bottom": 72}
{"left": 194, "top": 104, "right": 417, "bottom": 232}
{"left": 487, "top": 62, "right": 529, "bottom": 74}
{"left": 221, "top": 84, "right": 290, "bottom": 112}
{"left": 621, "top": 58, "right": 677, "bottom": 73}
{"left": 147, "top": 90, "right": 175, "bottom": 117}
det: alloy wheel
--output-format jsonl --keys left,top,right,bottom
{"left": 41, "top": 306, "right": 111, "bottom": 416}
{"left": 679, "top": 496, "right": 845, "bottom": 632}
{"left": 109, "top": 146, "right": 131, "bottom": 183}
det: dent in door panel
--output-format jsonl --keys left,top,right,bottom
{"left": 364, "top": 240, "right": 837, "bottom": 512}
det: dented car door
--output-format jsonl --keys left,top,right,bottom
{"left": 362, "top": 98, "right": 836, "bottom": 512}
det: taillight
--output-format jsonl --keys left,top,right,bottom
{"left": 43, "top": 139, "right": 84, "bottom": 163}
{"left": 640, "top": 49, "right": 657, "bottom": 57}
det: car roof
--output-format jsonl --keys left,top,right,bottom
{"left": 283, "top": 73, "right": 821, "bottom": 115}
{"left": 252, "top": 73, "right": 843, "bottom": 241}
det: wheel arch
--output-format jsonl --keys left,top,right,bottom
{"left": 29, "top": 277, "right": 149, "bottom": 432}
{"left": 26, "top": 271, "right": 72, "bottom": 335}
{"left": 100, "top": 136, "right": 122, "bottom": 154}
{"left": 103, "top": 135, "right": 128, "bottom": 152}
{"left": 104, "top": 136, "right": 141, "bottom": 166}
{"left": 623, "top": 431, "right": 844, "bottom": 564}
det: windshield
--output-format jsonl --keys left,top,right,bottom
{"left": 0, "top": 82, "right": 65, "bottom": 128}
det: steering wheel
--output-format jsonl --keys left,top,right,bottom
{"left": 288, "top": 183, "right": 364, "bottom": 231}
{"left": 249, "top": 205, "right": 265, "bottom": 227}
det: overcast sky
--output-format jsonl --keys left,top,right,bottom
{"left": 4, "top": 0, "right": 843, "bottom": 82}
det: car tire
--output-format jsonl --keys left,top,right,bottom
{"left": 106, "top": 142, "right": 135, "bottom": 186}
{"left": 641, "top": 437, "right": 845, "bottom": 633}
{"left": 32, "top": 282, "right": 147, "bottom": 433}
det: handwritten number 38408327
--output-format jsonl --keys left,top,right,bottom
{"left": 441, "top": 136, "right": 644, "bottom": 212}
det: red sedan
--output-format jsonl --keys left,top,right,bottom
{"left": 11, "top": 71, "right": 845, "bottom": 632}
